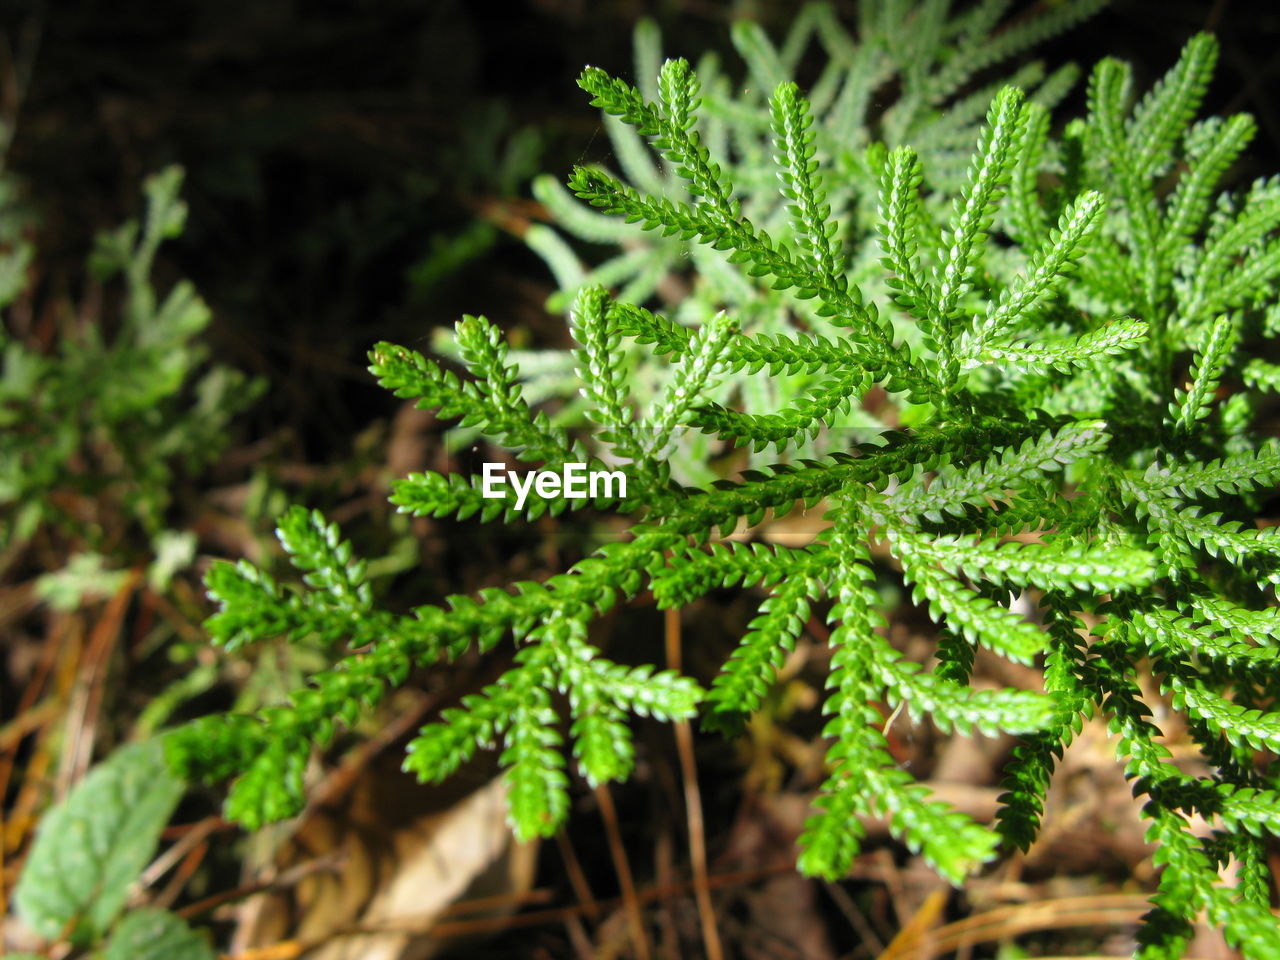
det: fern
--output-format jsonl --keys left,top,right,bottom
{"left": 168, "top": 8, "right": 1280, "bottom": 956}
{"left": 521, "top": 0, "right": 1109, "bottom": 479}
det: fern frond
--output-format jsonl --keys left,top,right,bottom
{"left": 203, "top": 561, "right": 301, "bottom": 653}
{"left": 919, "top": 0, "right": 1106, "bottom": 108}
{"left": 893, "top": 537, "right": 1048, "bottom": 665}
{"left": 1086, "top": 56, "right": 1134, "bottom": 173}
{"left": 612, "top": 302, "right": 882, "bottom": 376}
{"left": 169, "top": 18, "right": 1280, "bottom": 952}
{"left": 643, "top": 309, "right": 736, "bottom": 459}
{"left": 995, "top": 599, "right": 1094, "bottom": 850}
{"left": 973, "top": 317, "right": 1148, "bottom": 373}
{"left": 1127, "top": 33, "right": 1218, "bottom": 178}
{"left": 275, "top": 506, "right": 371, "bottom": 611}
{"left": 569, "top": 285, "right": 641, "bottom": 457}
{"left": 1187, "top": 592, "right": 1280, "bottom": 640}
{"left": 651, "top": 541, "right": 818, "bottom": 608}
{"left": 890, "top": 420, "right": 1108, "bottom": 521}
{"left": 390, "top": 470, "right": 576, "bottom": 522}
{"left": 1139, "top": 442, "right": 1280, "bottom": 498}
{"left": 931, "top": 86, "right": 1026, "bottom": 376}
{"left": 896, "top": 533, "right": 1156, "bottom": 593}
{"left": 1134, "top": 609, "right": 1280, "bottom": 670}
{"left": 1163, "top": 666, "right": 1280, "bottom": 753}
{"left": 369, "top": 338, "right": 573, "bottom": 464}
{"left": 1161, "top": 113, "right": 1256, "bottom": 255}
{"left": 800, "top": 505, "right": 999, "bottom": 884}
{"left": 404, "top": 673, "right": 524, "bottom": 784}
{"left": 878, "top": 147, "right": 933, "bottom": 314}
{"left": 771, "top": 81, "right": 843, "bottom": 283}
{"left": 547, "top": 621, "right": 639, "bottom": 788}
{"left": 499, "top": 642, "right": 570, "bottom": 840}
{"left": 688, "top": 366, "right": 869, "bottom": 451}
{"left": 656, "top": 58, "right": 739, "bottom": 219}
{"left": 703, "top": 570, "right": 820, "bottom": 734}
{"left": 1243, "top": 358, "right": 1280, "bottom": 393}
{"left": 878, "top": 657, "right": 1053, "bottom": 736}
{"left": 1182, "top": 176, "right": 1280, "bottom": 324}
{"left": 963, "top": 189, "right": 1105, "bottom": 357}
{"left": 1169, "top": 313, "right": 1239, "bottom": 430}
{"left": 1006, "top": 101, "right": 1050, "bottom": 244}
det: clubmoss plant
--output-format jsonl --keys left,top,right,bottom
{"left": 466, "top": 0, "right": 1107, "bottom": 484}
{"left": 170, "top": 10, "right": 1280, "bottom": 957}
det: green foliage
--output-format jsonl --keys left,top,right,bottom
{"left": 523, "top": 0, "right": 1108, "bottom": 479}
{"left": 0, "top": 165, "right": 262, "bottom": 557}
{"left": 2, "top": 107, "right": 270, "bottom": 956}
{"left": 13, "top": 740, "right": 185, "bottom": 946}
{"left": 100, "top": 908, "right": 216, "bottom": 960}
{"left": 170, "top": 7, "right": 1280, "bottom": 956}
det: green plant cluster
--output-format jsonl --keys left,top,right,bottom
{"left": 481, "top": 0, "right": 1107, "bottom": 482}
{"left": 0, "top": 166, "right": 261, "bottom": 583}
{"left": 167, "top": 8, "right": 1280, "bottom": 957}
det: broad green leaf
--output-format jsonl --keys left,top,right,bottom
{"left": 101, "top": 908, "right": 215, "bottom": 960}
{"left": 14, "top": 740, "right": 184, "bottom": 945}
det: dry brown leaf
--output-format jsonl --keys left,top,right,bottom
{"left": 241, "top": 774, "right": 537, "bottom": 960}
